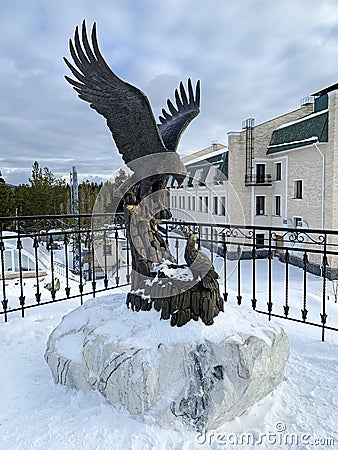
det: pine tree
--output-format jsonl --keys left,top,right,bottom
{"left": 104, "top": 169, "right": 129, "bottom": 213}
{"left": 28, "top": 161, "right": 68, "bottom": 215}
{"left": 78, "top": 180, "right": 101, "bottom": 214}
{"left": 0, "top": 171, "right": 15, "bottom": 216}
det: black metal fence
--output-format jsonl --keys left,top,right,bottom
{"left": 162, "top": 220, "right": 338, "bottom": 341}
{"left": 0, "top": 213, "right": 129, "bottom": 321}
{"left": 1, "top": 214, "right": 337, "bottom": 341}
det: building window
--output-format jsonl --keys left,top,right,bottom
{"left": 275, "top": 196, "right": 281, "bottom": 216}
{"left": 13, "top": 252, "right": 20, "bottom": 272}
{"left": 192, "top": 196, "right": 195, "bottom": 211}
{"left": 204, "top": 196, "right": 209, "bottom": 213}
{"left": 4, "top": 250, "right": 13, "bottom": 271}
{"left": 275, "top": 162, "right": 282, "bottom": 181}
{"left": 256, "top": 196, "right": 265, "bottom": 215}
{"left": 4, "top": 250, "right": 35, "bottom": 273}
{"left": 256, "top": 164, "right": 266, "bottom": 183}
{"left": 294, "top": 217, "right": 302, "bottom": 227}
{"left": 221, "top": 196, "right": 226, "bottom": 216}
{"left": 256, "top": 233, "right": 265, "bottom": 248}
{"left": 103, "top": 243, "right": 112, "bottom": 255}
{"left": 294, "top": 180, "right": 303, "bottom": 199}
{"left": 199, "top": 196, "right": 203, "bottom": 212}
{"left": 213, "top": 197, "right": 218, "bottom": 215}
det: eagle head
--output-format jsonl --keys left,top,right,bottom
{"left": 187, "top": 232, "right": 197, "bottom": 248}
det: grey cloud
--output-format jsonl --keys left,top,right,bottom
{"left": 2, "top": 0, "right": 338, "bottom": 185}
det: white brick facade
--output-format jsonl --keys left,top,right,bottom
{"left": 170, "top": 85, "right": 338, "bottom": 268}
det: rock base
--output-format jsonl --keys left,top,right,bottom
{"left": 45, "top": 294, "right": 290, "bottom": 430}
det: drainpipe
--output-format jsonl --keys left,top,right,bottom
{"left": 313, "top": 142, "right": 325, "bottom": 229}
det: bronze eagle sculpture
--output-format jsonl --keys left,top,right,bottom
{"left": 63, "top": 21, "right": 221, "bottom": 323}
{"left": 64, "top": 20, "right": 200, "bottom": 198}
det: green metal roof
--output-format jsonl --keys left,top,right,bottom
{"left": 267, "top": 111, "right": 328, "bottom": 154}
{"left": 186, "top": 152, "right": 228, "bottom": 186}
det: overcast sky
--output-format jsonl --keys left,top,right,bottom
{"left": 1, "top": 0, "right": 338, "bottom": 185}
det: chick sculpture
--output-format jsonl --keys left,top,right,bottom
{"left": 184, "top": 233, "right": 219, "bottom": 290}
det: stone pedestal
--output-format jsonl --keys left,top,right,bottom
{"left": 45, "top": 294, "right": 289, "bottom": 430}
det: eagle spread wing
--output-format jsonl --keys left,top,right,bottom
{"left": 158, "top": 78, "right": 200, "bottom": 151}
{"left": 64, "top": 21, "right": 200, "bottom": 170}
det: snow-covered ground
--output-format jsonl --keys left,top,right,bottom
{"left": 0, "top": 258, "right": 337, "bottom": 450}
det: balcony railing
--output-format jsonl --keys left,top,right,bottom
{"left": 245, "top": 174, "right": 272, "bottom": 186}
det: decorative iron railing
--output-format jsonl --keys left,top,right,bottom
{"left": 1, "top": 214, "right": 337, "bottom": 341}
{"left": 0, "top": 213, "right": 128, "bottom": 321}
{"left": 161, "top": 220, "right": 338, "bottom": 341}
{"left": 245, "top": 174, "right": 272, "bottom": 186}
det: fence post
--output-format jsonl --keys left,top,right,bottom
{"left": 91, "top": 229, "right": 96, "bottom": 297}
{"left": 237, "top": 244, "right": 242, "bottom": 305}
{"left": 267, "top": 229, "right": 273, "bottom": 320}
{"left": 115, "top": 228, "right": 120, "bottom": 286}
{"left": 49, "top": 234, "right": 56, "bottom": 301}
{"left": 251, "top": 228, "right": 257, "bottom": 310}
{"left": 64, "top": 233, "right": 71, "bottom": 298}
{"left": 103, "top": 229, "right": 108, "bottom": 289}
{"left": 175, "top": 237, "right": 179, "bottom": 263}
{"left": 0, "top": 223, "right": 8, "bottom": 322}
{"left": 321, "top": 235, "right": 328, "bottom": 341}
{"left": 210, "top": 225, "right": 214, "bottom": 261}
{"left": 302, "top": 252, "right": 308, "bottom": 321}
{"left": 33, "top": 235, "right": 41, "bottom": 304}
{"left": 126, "top": 232, "right": 130, "bottom": 284}
{"left": 283, "top": 250, "right": 290, "bottom": 317}
{"left": 77, "top": 216, "right": 84, "bottom": 305}
{"left": 16, "top": 224, "right": 26, "bottom": 318}
{"left": 223, "top": 235, "right": 228, "bottom": 302}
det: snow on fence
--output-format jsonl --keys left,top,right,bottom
{"left": 0, "top": 214, "right": 337, "bottom": 341}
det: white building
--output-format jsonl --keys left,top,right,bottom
{"left": 1, "top": 232, "right": 50, "bottom": 279}
{"left": 170, "top": 143, "right": 229, "bottom": 239}
{"left": 170, "top": 82, "right": 338, "bottom": 271}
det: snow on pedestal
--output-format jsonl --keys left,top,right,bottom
{"left": 45, "top": 294, "right": 289, "bottom": 430}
